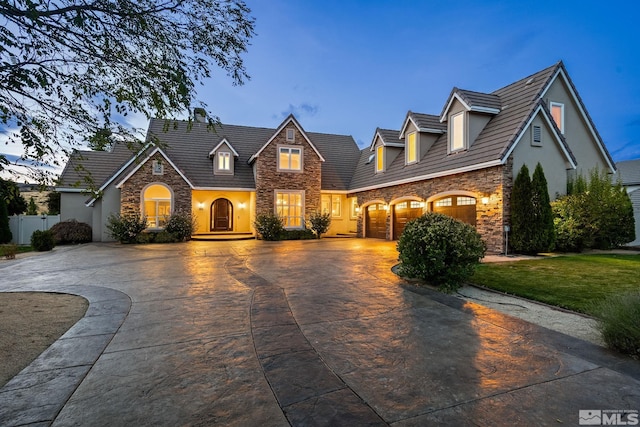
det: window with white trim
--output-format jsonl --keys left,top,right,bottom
{"left": 321, "top": 195, "right": 342, "bottom": 217}
{"left": 550, "top": 102, "right": 564, "bottom": 133}
{"left": 376, "top": 145, "right": 384, "bottom": 173}
{"left": 350, "top": 198, "right": 358, "bottom": 219}
{"left": 457, "top": 196, "right": 476, "bottom": 206}
{"left": 435, "top": 197, "right": 452, "bottom": 207}
{"left": 406, "top": 132, "right": 417, "bottom": 164}
{"left": 276, "top": 191, "right": 304, "bottom": 228}
{"left": 143, "top": 184, "right": 171, "bottom": 228}
{"left": 410, "top": 201, "right": 422, "bottom": 209}
{"left": 152, "top": 160, "right": 164, "bottom": 175}
{"left": 278, "top": 146, "right": 302, "bottom": 171}
{"left": 286, "top": 128, "right": 295, "bottom": 142}
{"left": 450, "top": 112, "right": 465, "bottom": 152}
{"left": 218, "top": 152, "right": 231, "bottom": 171}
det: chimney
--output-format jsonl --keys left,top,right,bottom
{"left": 194, "top": 108, "right": 207, "bottom": 123}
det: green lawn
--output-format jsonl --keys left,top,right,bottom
{"left": 471, "top": 254, "right": 640, "bottom": 315}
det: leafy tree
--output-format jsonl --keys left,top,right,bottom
{"left": 0, "top": 199, "right": 11, "bottom": 243}
{"left": 0, "top": 0, "right": 255, "bottom": 178}
{"left": 87, "top": 128, "right": 115, "bottom": 152}
{"left": 46, "top": 191, "right": 60, "bottom": 215}
{"left": 510, "top": 164, "right": 535, "bottom": 253}
{"left": 0, "top": 178, "right": 27, "bottom": 215}
{"left": 27, "top": 197, "right": 38, "bottom": 215}
{"left": 309, "top": 211, "right": 331, "bottom": 238}
{"left": 530, "top": 163, "right": 555, "bottom": 252}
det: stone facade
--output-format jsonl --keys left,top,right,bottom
{"left": 120, "top": 153, "right": 192, "bottom": 217}
{"left": 352, "top": 159, "right": 514, "bottom": 254}
{"left": 254, "top": 126, "right": 322, "bottom": 221}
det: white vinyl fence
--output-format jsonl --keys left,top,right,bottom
{"left": 8, "top": 215, "right": 61, "bottom": 245}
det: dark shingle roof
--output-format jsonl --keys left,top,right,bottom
{"left": 409, "top": 112, "right": 446, "bottom": 132}
{"left": 616, "top": 160, "right": 640, "bottom": 185}
{"left": 58, "top": 143, "right": 139, "bottom": 189}
{"left": 457, "top": 89, "right": 502, "bottom": 111}
{"left": 60, "top": 118, "right": 361, "bottom": 192}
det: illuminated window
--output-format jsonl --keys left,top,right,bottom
{"left": 376, "top": 145, "right": 384, "bottom": 172}
{"left": 396, "top": 202, "right": 407, "bottom": 209}
{"left": 278, "top": 146, "right": 302, "bottom": 171}
{"left": 350, "top": 198, "right": 358, "bottom": 218}
{"left": 276, "top": 191, "right": 304, "bottom": 228}
{"left": 321, "top": 195, "right": 331, "bottom": 214}
{"left": 410, "top": 201, "right": 422, "bottom": 209}
{"left": 450, "top": 112, "right": 465, "bottom": 151}
{"left": 435, "top": 197, "right": 452, "bottom": 207}
{"left": 331, "top": 196, "right": 341, "bottom": 217}
{"left": 406, "top": 132, "right": 417, "bottom": 164}
{"left": 457, "top": 197, "right": 476, "bottom": 206}
{"left": 143, "top": 184, "right": 171, "bottom": 228}
{"left": 550, "top": 102, "right": 564, "bottom": 133}
{"left": 218, "top": 152, "right": 230, "bottom": 170}
{"left": 368, "top": 204, "right": 377, "bottom": 211}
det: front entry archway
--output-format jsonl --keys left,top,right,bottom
{"left": 211, "top": 198, "right": 233, "bottom": 231}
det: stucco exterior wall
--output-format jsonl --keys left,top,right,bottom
{"left": 512, "top": 114, "right": 570, "bottom": 199}
{"left": 544, "top": 77, "right": 612, "bottom": 176}
{"left": 60, "top": 193, "right": 92, "bottom": 225}
{"left": 322, "top": 193, "right": 358, "bottom": 235}
{"left": 192, "top": 190, "right": 254, "bottom": 234}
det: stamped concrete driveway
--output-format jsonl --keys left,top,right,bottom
{"left": 1, "top": 239, "right": 639, "bottom": 426}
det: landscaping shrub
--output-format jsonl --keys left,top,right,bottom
{"left": 106, "top": 213, "right": 147, "bottom": 243}
{"left": 164, "top": 210, "right": 196, "bottom": 241}
{"left": 50, "top": 220, "right": 92, "bottom": 244}
{"left": 530, "top": 163, "right": 555, "bottom": 252}
{"left": 254, "top": 213, "right": 284, "bottom": 241}
{"left": 552, "top": 168, "right": 635, "bottom": 251}
{"left": 1, "top": 243, "right": 18, "bottom": 259}
{"left": 593, "top": 292, "right": 640, "bottom": 359}
{"left": 281, "top": 228, "right": 315, "bottom": 240}
{"left": 397, "top": 212, "right": 486, "bottom": 293}
{"left": 308, "top": 211, "right": 331, "bottom": 238}
{"left": 31, "top": 230, "right": 55, "bottom": 251}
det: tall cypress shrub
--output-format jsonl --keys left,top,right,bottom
{"left": 0, "top": 200, "right": 12, "bottom": 244}
{"left": 511, "top": 164, "right": 534, "bottom": 253}
{"left": 531, "top": 163, "right": 555, "bottom": 252}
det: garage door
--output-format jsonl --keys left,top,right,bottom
{"left": 365, "top": 204, "right": 387, "bottom": 239}
{"left": 432, "top": 196, "right": 476, "bottom": 226}
{"left": 393, "top": 201, "right": 423, "bottom": 239}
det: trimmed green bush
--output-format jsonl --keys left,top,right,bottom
{"left": 397, "top": 212, "right": 486, "bottom": 293}
{"left": 1, "top": 243, "right": 18, "bottom": 259}
{"left": 50, "top": 220, "right": 92, "bottom": 244}
{"left": 281, "top": 228, "right": 315, "bottom": 240}
{"left": 309, "top": 211, "right": 331, "bottom": 238}
{"left": 31, "top": 229, "right": 55, "bottom": 251}
{"left": 530, "top": 163, "right": 555, "bottom": 252}
{"left": 254, "top": 213, "right": 284, "bottom": 241}
{"left": 593, "top": 292, "right": 640, "bottom": 358}
{"left": 106, "top": 213, "right": 147, "bottom": 243}
{"left": 164, "top": 210, "right": 196, "bottom": 241}
{"left": 511, "top": 164, "right": 534, "bottom": 253}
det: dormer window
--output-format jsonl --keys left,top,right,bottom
{"left": 218, "top": 152, "right": 231, "bottom": 171}
{"left": 550, "top": 102, "right": 564, "bottom": 133}
{"left": 406, "top": 132, "right": 417, "bottom": 164}
{"left": 278, "top": 146, "right": 302, "bottom": 171}
{"left": 450, "top": 112, "right": 466, "bottom": 152}
{"left": 376, "top": 145, "right": 384, "bottom": 173}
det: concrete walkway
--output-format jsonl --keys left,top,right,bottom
{"left": 0, "top": 240, "right": 638, "bottom": 426}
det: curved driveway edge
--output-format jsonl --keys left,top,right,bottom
{"left": 0, "top": 285, "right": 131, "bottom": 426}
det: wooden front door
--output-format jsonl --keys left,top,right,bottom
{"left": 211, "top": 199, "right": 233, "bottom": 231}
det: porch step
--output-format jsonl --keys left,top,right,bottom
{"left": 191, "top": 232, "right": 256, "bottom": 241}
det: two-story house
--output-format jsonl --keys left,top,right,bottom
{"left": 58, "top": 61, "right": 615, "bottom": 253}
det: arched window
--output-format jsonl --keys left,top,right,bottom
{"left": 143, "top": 184, "right": 172, "bottom": 228}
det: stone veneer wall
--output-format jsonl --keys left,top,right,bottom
{"left": 353, "top": 159, "right": 514, "bottom": 254}
{"left": 120, "top": 153, "right": 192, "bottom": 217}
{"left": 254, "top": 126, "right": 322, "bottom": 219}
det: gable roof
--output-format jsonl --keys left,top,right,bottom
{"left": 369, "top": 128, "right": 403, "bottom": 151}
{"left": 209, "top": 138, "right": 240, "bottom": 157}
{"left": 249, "top": 114, "right": 326, "bottom": 163}
{"left": 440, "top": 88, "right": 502, "bottom": 120}
{"left": 114, "top": 146, "right": 194, "bottom": 190}
{"left": 399, "top": 112, "right": 446, "bottom": 138}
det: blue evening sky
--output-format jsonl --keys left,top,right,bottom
{"left": 200, "top": 0, "right": 640, "bottom": 162}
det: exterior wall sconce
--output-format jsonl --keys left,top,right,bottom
{"left": 419, "top": 201, "right": 426, "bottom": 208}
{"left": 355, "top": 206, "right": 360, "bottom": 213}
{"left": 383, "top": 204, "right": 389, "bottom": 211}
{"left": 197, "top": 202, "right": 205, "bottom": 211}
{"left": 481, "top": 197, "right": 490, "bottom": 205}
{"left": 238, "top": 202, "right": 246, "bottom": 209}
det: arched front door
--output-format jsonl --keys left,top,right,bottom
{"left": 211, "top": 198, "right": 233, "bottom": 231}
